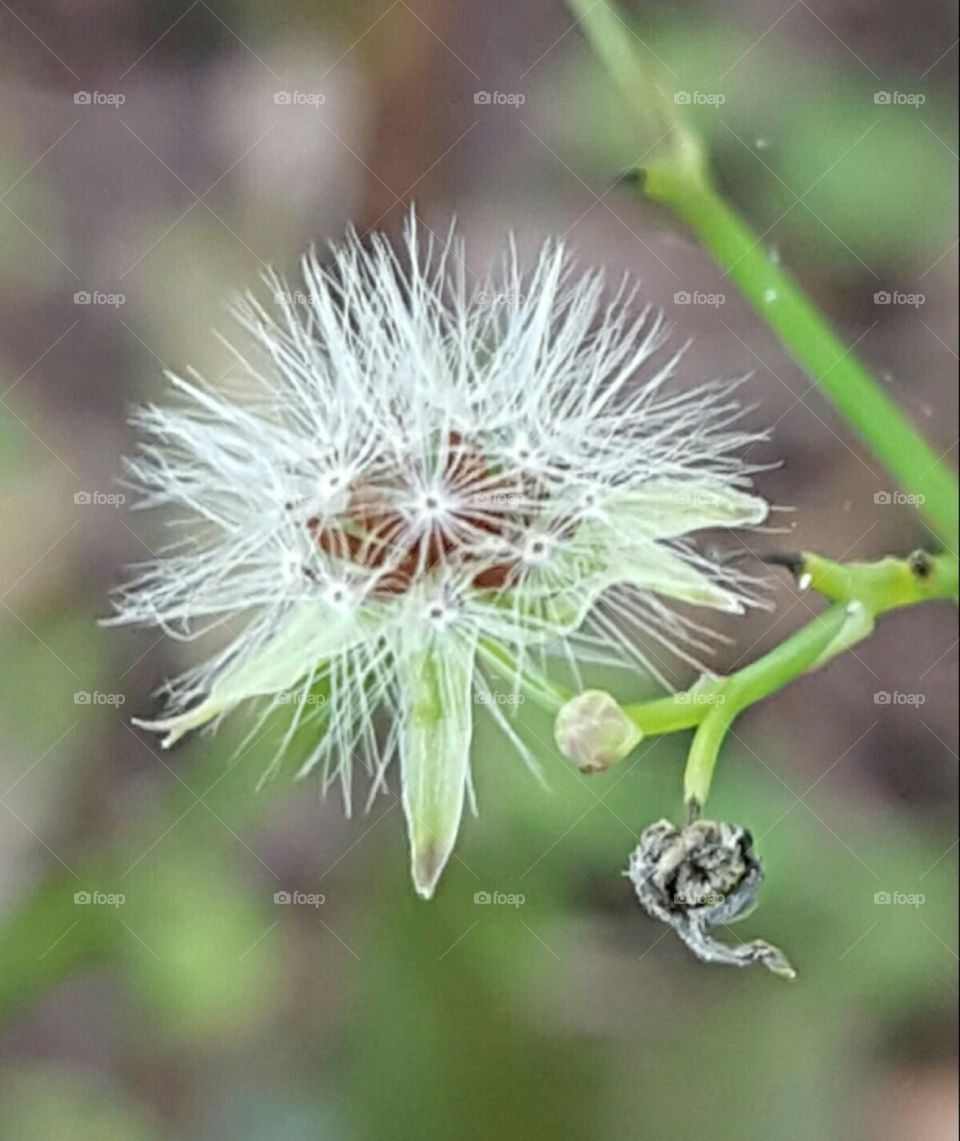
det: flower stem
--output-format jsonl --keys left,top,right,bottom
{"left": 683, "top": 703, "right": 737, "bottom": 810}
{"left": 568, "top": 0, "right": 959, "bottom": 549}
{"left": 587, "top": 548, "right": 957, "bottom": 802}
{"left": 644, "top": 175, "right": 959, "bottom": 547}
{"left": 623, "top": 599, "right": 850, "bottom": 739}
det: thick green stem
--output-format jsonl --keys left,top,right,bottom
{"left": 684, "top": 703, "right": 737, "bottom": 808}
{"left": 569, "top": 0, "right": 959, "bottom": 549}
{"left": 719, "top": 600, "right": 855, "bottom": 708}
{"left": 620, "top": 693, "right": 705, "bottom": 734}
{"left": 646, "top": 176, "right": 959, "bottom": 547}
{"left": 682, "top": 602, "right": 853, "bottom": 805}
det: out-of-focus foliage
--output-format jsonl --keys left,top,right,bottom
{"left": 538, "top": 14, "right": 956, "bottom": 266}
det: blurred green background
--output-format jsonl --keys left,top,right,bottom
{"left": 0, "top": 1, "right": 956, "bottom": 1138}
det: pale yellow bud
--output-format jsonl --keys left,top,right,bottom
{"left": 554, "top": 689, "right": 642, "bottom": 773}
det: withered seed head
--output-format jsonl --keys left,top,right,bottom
{"left": 627, "top": 818, "right": 795, "bottom": 978}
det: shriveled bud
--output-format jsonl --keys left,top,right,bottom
{"left": 626, "top": 818, "right": 795, "bottom": 979}
{"left": 554, "top": 690, "right": 642, "bottom": 773}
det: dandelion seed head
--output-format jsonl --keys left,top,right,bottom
{"left": 112, "top": 210, "right": 772, "bottom": 897}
